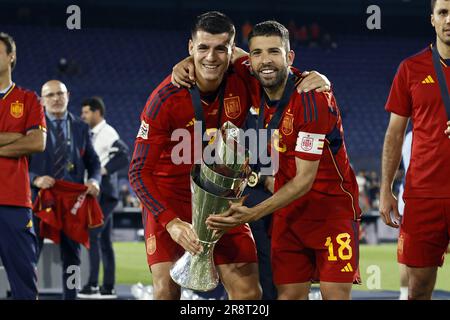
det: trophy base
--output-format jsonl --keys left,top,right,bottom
{"left": 170, "top": 243, "right": 219, "bottom": 292}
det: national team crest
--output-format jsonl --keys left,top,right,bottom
{"left": 397, "top": 234, "right": 404, "bottom": 256}
{"left": 146, "top": 234, "right": 156, "bottom": 255}
{"left": 301, "top": 136, "right": 314, "bottom": 151}
{"left": 224, "top": 96, "right": 241, "bottom": 119}
{"left": 281, "top": 112, "right": 294, "bottom": 135}
{"left": 10, "top": 101, "right": 24, "bottom": 118}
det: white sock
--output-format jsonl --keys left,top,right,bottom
{"left": 399, "top": 286, "right": 408, "bottom": 300}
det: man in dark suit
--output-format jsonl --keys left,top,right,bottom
{"left": 78, "top": 96, "right": 129, "bottom": 299}
{"left": 29, "top": 80, "right": 101, "bottom": 300}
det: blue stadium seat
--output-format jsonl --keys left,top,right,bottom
{"left": 5, "top": 25, "right": 427, "bottom": 171}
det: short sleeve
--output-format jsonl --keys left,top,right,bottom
{"left": 25, "top": 92, "right": 46, "bottom": 132}
{"left": 291, "top": 92, "right": 332, "bottom": 161}
{"left": 385, "top": 61, "right": 412, "bottom": 117}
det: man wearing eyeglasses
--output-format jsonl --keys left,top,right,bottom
{"left": 29, "top": 80, "right": 101, "bottom": 300}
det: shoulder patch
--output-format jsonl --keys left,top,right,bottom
{"left": 137, "top": 120, "right": 149, "bottom": 140}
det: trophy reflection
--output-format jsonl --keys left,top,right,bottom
{"left": 170, "top": 121, "right": 251, "bottom": 291}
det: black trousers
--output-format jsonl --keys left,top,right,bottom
{"left": 243, "top": 186, "right": 277, "bottom": 300}
{"left": 34, "top": 216, "right": 81, "bottom": 300}
{"left": 87, "top": 194, "right": 117, "bottom": 288}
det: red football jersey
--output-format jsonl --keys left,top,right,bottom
{"left": 129, "top": 71, "right": 251, "bottom": 227}
{"left": 233, "top": 58, "right": 360, "bottom": 220}
{"left": 33, "top": 180, "right": 103, "bottom": 248}
{"left": 268, "top": 90, "right": 360, "bottom": 220}
{"left": 385, "top": 45, "right": 450, "bottom": 198}
{"left": 0, "top": 84, "right": 46, "bottom": 207}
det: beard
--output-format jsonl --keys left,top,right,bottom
{"left": 438, "top": 30, "right": 450, "bottom": 46}
{"left": 254, "top": 65, "right": 288, "bottom": 91}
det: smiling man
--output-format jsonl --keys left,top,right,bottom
{"left": 206, "top": 21, "right": 361, "bottom": 300}
{"left": 129, "top": 11, "right": 263, "bottom": 300}
{"left": 380, "top": 0, "right": 450, "bottom": 300}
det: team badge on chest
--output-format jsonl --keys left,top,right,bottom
{"left": 10, "top": 101, "right": 24, "bottom": 118}
{"left": 224, "top": 95, "right": 241, "bottom": 119}
{"left": 281, "top": 111, "right": 294, "bottom": 135}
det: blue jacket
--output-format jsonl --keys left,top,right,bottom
{"left": 29, "top": 112, "right": 101, "bottom": 199}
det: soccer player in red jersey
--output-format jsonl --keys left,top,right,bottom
{"left": 380, "top": 0, "right": 450, "bottom": 300}
{"left": 129, "top": 12, "right": 263, "bottom": 300}
{"left": 206, "top": 21, "right": 361, "bottom": 300}
{"left": 131, "top": 11, "right": 331, "bottom": 300}
{"left": 0, "top": 32, "right": 46, "bottom": 299}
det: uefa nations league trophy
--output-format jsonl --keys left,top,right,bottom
{"left": 170, "top": 121, "right": 251, "bottom": 291}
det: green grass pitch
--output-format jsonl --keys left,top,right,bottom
{"left": 113, "top": 242, "right": 450, "bottom": 292}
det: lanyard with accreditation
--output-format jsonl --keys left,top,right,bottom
{"left": 190, "top": 79, "right": 226, "bottom": 149}
{"left": 248, "top": 74, "right": 296, "bottom": 187}
{"left": 432, "top": 43, "right": 450, "bottom": 120}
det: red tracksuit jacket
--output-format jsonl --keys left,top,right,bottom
{"left": 33, "top": 180, "right": 103, "bottom": 248}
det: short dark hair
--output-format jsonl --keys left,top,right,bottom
{"left": 191, "top": 11, "right": 235, "bottom": 42}
{"left": 82, "top": 96, "right": 105, "bottom": 117}
{"left": 0, "top": 32, "right": 16, "bottom": 70}
{"left": 431, "top": 0, "right": 437, "bottom": 12}
{"left": 248, "top": 20, "right": 290, "bottom": 52}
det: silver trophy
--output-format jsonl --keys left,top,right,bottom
{"left": 170, "top": 121, "right": 251, "bottom": 291}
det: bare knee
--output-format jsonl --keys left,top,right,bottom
{"left": 277, "top": 284, "right": 310, "bottom": 300}
{"left": 320, "top": 284, "right": 352, "bottom": 300}
{"left": 150, "top": 263, "right": 180, "bottom": 300}
{"left": 277, "top": 291, "right": 308, "bottom": 300}
{"left": 409, "top": 283, "right": 434, "bottom": 300}
{"left": 409, "top": 277, "right": 434, "bottom": 299}
{"left": 219, "top": 263, "right": 262, "bottom": 300}
{"left": 152, "top": 276, "right": 180, "bottom": 300}
{"left": 408, "top": 267, "right": 437, "bottom": 300}
{"left": 227, "top": 283, "right": 262, "bottom": 300}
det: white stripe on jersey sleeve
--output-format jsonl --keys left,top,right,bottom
{"left": 295, "top": 131, "right": 325, "bottom": 155}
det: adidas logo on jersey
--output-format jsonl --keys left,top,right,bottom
{"left": 421, "top": 75, "right": 435, "bottom": 84}
{"left": 341, "top": 263, "right": 354, "bottom": 273}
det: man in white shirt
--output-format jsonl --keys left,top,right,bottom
{"left": 79, "top": 97, "right": 129, "bottom": 299}
{"left": 397, "top": 130, "right": 412, "bottom": 300}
